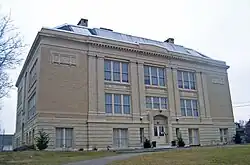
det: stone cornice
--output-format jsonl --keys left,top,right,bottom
{"left": 16, "top": 28, "right": 229, "bottom": 87}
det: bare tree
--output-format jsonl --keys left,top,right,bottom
{"left": 0, "top": 13, "right": 25, "bottom": 99}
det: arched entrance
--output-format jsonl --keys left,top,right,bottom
{"left": 152, "top": 115, "right": 168, "bottom": 145}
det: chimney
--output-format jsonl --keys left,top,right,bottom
{"left": 77, "top": 18, "right": 88, "bottom": 27}
{"left": 164, "top": 38, "right": 174, "bottom": 44}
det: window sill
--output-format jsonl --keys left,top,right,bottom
{"left": 146, "top": 108, "right": 168, "bottom": 111}
{"left": 105, "top": 113, "right": 132, "bottom": 117}
{"left": 105, "top": 81, "right": 130, "bottom": 86}
{"left": 179, "top": 88, "right": 197, "bottom": 92}
{"left": 145, "top": 85, "right": 166, "bottom": 89}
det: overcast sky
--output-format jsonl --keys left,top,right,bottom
{"left": 0, "top": 0, "right": 250, "bottom": 134}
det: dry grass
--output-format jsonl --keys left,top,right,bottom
{"left": 110, "top": 145, "right": 250, "bottom": 165}
{"left": 0, "top": 151, "right": 116, "bottom": 165}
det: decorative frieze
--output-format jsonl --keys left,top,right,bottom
{"left": 212, "top": 77, "right": 225, "bottom": 85}
{"left": 51, "top": 52, "right": 77, "bottom": 66}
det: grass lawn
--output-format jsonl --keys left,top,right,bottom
{"left": 0, "top": 151, "right": 116, "bottom": 165}
{"left": 110, "top": 145, "right": 250, "bottom": 165}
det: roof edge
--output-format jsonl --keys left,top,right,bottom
{"left": 15, "top": 32, "right": 41, "bottom": 87}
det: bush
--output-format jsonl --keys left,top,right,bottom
{"left": 171, "top": 140, "right": 176, "bottom": 146}
{"left": 13, "top": 145, "right": 36, "bottom": 152}
{"left": 143, "top": 138, "right": 151, "bottom": 148}
{"left": 234, "top": 132, "right": 242, "bottom": 144}
{"left": 177, "top": 136, "right": 185, "bottom": 147}
{"left": 35, "top": 130, "right": 50, "bottom": 150}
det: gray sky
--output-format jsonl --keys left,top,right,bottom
{"left": 1, "top": 0, "right": 250, "bottom": 134}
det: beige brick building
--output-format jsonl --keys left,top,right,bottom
{"left": 14, "top": 18, "right": 235, "bottom": 150}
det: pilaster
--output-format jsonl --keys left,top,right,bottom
{"left": 137, "top": 61, "right": 146, "bottom": 116}
{"left": 97, "top": 56, "right": 105, "bottom": 114}
{"left": 196, "top": 72, "right": 206, "bottom": 118}
{"left": 130, "top": 61, "right": 140, "bottom": 118}
{"left": 201, "top": 72, "right": 211, "bottom": 118}
{"left": 172, "top": 68, "right": 181, "bottom": 117}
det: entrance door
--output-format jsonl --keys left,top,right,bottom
{"left": 152, "top": 115, "right": 168, "bottom": 144}
{"left": 153, "top": 125, "right": 166, "bottom": 144}
{"left": 113, "top": 128, "right": 128, "bottom": 148}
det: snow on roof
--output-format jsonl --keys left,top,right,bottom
{"left": 54, "top": 24, "right": 211, "bottom": 59}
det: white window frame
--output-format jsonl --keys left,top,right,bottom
{"left": 144, "top": 66, "right": 166, "bottom": 87}
{"left": 180, "top": 99, "right": 199, "bottom": 117}
{"left": 28, "top": 93, "right": 36, "bottom": 119}
{"left": 104, "top": 60, "right": 129, "bottom": 83}
{"left": 178, "top": 71, "right": 196, "bottom": 90}
{"left": 145, "top": 96, "right": 168, "bottom": 110}
{"left": 220, "top": 128, "right": 229, "bottom": 143}
{"left": 105, "top": 93, "right": 131, "bottom": 115}
{"left": 56, "top": 128, "right": 73, "bottom": 148}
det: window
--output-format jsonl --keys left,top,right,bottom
{"left": 105, "top": 93, "right": 131, "bottom": 114}
{"left": 104, "top": 60, "right": 129, "bottom": 83}
{"left": 144, "top": 66, "right": 165, "bottom": 86}
{"left": 188, "top": 129, "right": 199, "bottom": 145}
{"left": 17, "top": 87, "right": 23, "bottom": 106}
{"left": 123, "top": 95, "right": 131, "bottom": 114}
{"left": 220, "top": 128, "right": 228, "bottom": 143}
{"left": 154, "top": 126, "right": 165, "bottom": 137}
{"left": 28, "top": 93, "right": 36, "bottom": 119}
{"left": 113, "top": 128, "right": 128, "bottom": 148}
{"left": 140, "top": 128, "right": 144, "bottom": 144}
{"left": 145, "top": 96, "right": 168, "bottom": 109}
{"left": 180, "top": 99, "right": 199, "bottom": 117}
{"left": 29, "top": 60, "right": 37, "bottom": 87}
{"left": 177, "top": 71, "right": 196, "bottom": 90}
{"left": 56, "top": 128, "right": 73, "bottom": 148}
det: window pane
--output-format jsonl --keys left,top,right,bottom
{"left": 104, "top": 60, "right": 111, "bottom": 71}
{"left": 122, "top": 63, "right": 129, "bottom": 83}
{"left": 189, "top": 73, "right": 195, "bottom": 81}
{"left": 161, "top": 97, "right": 167, "bottom": 109}
{"left": 146, "top": 97, "right": 152, "bottom": 108}
{"left": 181, "top": 108, "right": 186, "bottom": 116}
{"left": 144, "top": 66, "right": 150, "bottom": 76}
{"left": 192, "top": 100, "right": 199, "bottom": 116}
{"left": 122, "top": 63, "right": 128, "bottom": 73}
{"left": 123, "top": 95, "right": 130, "bottom": 114}
{"left": 105, "top": 94, "right": 112, "bottom": 113}
{"left": 151, "top": 67, "right": 158, "bottom": 85}
{"left": 184, "top": 81, "right": 189, "bottom": 89}
{"left": 113, "top": 62, "right": 120, "bottom": 82}
{"left": 178, "top": 80, "right": 183, "bottom": 88}
{"left": 159, "top": 126, "right": 165, "bottom": 136}
{"left": 122, "top": 73, "right": 128, "bottom": 83}
{"left": 123, "top": 106, "right": 130, "bottom": 114}
{"left": 192, "top": 100, "right": 197, "bottom": 109}
{"left": 159, "top": 78, "right": 165, "bottom": 86}
{"left": 183, "top": 72, "right": 189, "bottom": 81}
{"left": 190, "top": 82, "right": 196, "bottom": 90}
{"left": 123, "top": 95, "right": 130, "bottom": 105}
{"left": 152, "top": 77, "right": 158, "bottom": 85}
{"left": 113, "top": 73, "right": 120, "bottom": 82}
{"left": 177, "top": 71, "right": 182, "bottom": 81}
{"left": 114, "top": 94, "right": 121, "bottom": 113}
{"left": 180, "top": 99, "right": 186, "bottom": 116}
{"left": 144, "top": 76, "right": 150, "bottom": 85}
{"left": 186, "top": 100, "right": 192, "bottom": 116}
{"left": 105, "top": 71, "right": 111, "bottom": 81}
{"left": 158, "top": 68, "right": 164, "bottom": 77}
{"left": 153, "top": 97, "right": 160, "bottom": 109}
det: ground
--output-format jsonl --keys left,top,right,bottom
{"left": 0, "top": 151, "right": 116, "bottom": 165}
{"left": 110, "top": 145, "right": 250, "bottom": 165}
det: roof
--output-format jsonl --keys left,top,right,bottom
{"left": 0, "top": 135, "right": 13, "bottom": 146}
{"left": 55, "top": 24, "right": 211, "bottom": 59}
